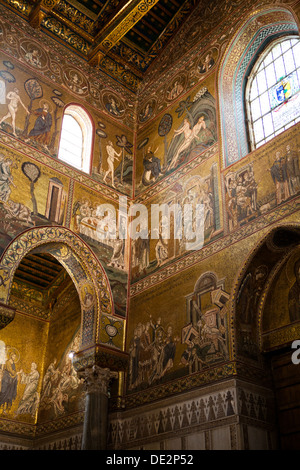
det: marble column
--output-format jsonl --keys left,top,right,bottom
{"left": 80, "top": 365, "right": 118, "bottom": 450}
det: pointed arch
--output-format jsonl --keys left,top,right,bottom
{"left": 230, "top": 223, "right": 300, "bottom": 361}
{"left": 0, "top": 226, "right": 121, "bottom": 352}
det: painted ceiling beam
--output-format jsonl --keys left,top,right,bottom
{"left": 28, "top": 0, "right": 61, "bottom": 28}
{"left": 88, "top": 0, "right": 160, "bottom": 67}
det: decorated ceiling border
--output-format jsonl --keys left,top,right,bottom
{"left": 0, "top": 0, "right": 199, "bottom": 92}
{"left": 134, "top": 143, "right": 218, "bottom": 203}
{"left": 138, "top": 0, "right": 300, "bottom": 122}
{"left": 0, "top": 3, "right": 137, "bottom": 105}
{"left": 1, "top": 0, "right": 141, "bottom": 92}
{"left": 109, "top": 0, "right": 199, "bottom": 76}
{"left": 136, "top": 0, "right": 256, "bottom": 123}
{"left": 139, "top": 0, "right": 257, "bottom": 100}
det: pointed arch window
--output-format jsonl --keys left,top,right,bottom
{"left": 246, "top": 36, "right": 300, "bottom": 150}
{"left": 58, "top": 105, "right": 93, "bottom": 173}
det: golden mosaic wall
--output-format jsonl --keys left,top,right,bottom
{"left": 0, "top": 8, "right": 131, "bottom": 429}
{"left": 124, "top": 0, "right": 300, "bottom": 405}
{"left": 0, "top": 310, "right": 48, "bottom": 423}
{"left": 0, "top": 0, "right": 300, "bottom": 432}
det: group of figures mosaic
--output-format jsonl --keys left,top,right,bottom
{"left": 137, "top": 48, "right": 217, "bottom": 125}
{"left": 0, "top": 333, "right": 83, "bottom": 420}
{"left": 127, "top": 273, "right": 229, "bottom": 393}
{"left": 137, "top": 88, "right": 217, "bottom": 195}
{"left": 131, "top": 163, "right": 220, "bottom": 282}
{"left": 225, "top": 141, "right": 300, "bottom": 231}
{"left": 0, "top": 54, "right": 134, "bottom": 192}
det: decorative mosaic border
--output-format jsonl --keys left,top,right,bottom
{"left": 108, "top": 378, "right": 274, "bottom": 449}
{"left": 0, "top": 4, "right": 136, "bottom": 119}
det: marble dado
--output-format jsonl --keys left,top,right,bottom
{"left": 107, "top": 380, "right": 274, "bottom": 449}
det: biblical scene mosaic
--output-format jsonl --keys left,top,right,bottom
{"left": 0, "top": 45, "right": 134, "bottom": 197}
{"left": 131, "top": 154, "right": 223, "bottom": 283}
{"left": 127, "top": 255, "right": 230, "bottom": 393}
{"left": 224, "top": 125, "right": 300, "bottom": 233}
{"left": 0, "top": 0, "right": 299, "bottom": 430}
{"left": 135, "top": 78, "right": 217, "bottom": 197}
{"left": 70, "top": 183, "right": 129, "bottom": 318}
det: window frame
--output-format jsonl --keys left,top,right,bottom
{"left": 245, "top": 35, "right": 300, "bottom": 151}
{"left": 58, "top": 104, "right": 94, "bottom": 174}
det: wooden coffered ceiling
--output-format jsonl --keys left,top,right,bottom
{"left": 13, "top": 253, "right": 65, "bottom": 290}
{"left": 1, "top": 0, "right": 199, "bottom": 91}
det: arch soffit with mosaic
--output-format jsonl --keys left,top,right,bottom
{"left": 0, "top": 226, "right": 114, "bottom": 348}
{"left": 229, "top": 222, "right": 300, "bottom": 358}
{"left": 256, "top": 241, "right": 300, "bottom": 353}
{"left": 218, "top": 5, "right": 299, "bottom": 168}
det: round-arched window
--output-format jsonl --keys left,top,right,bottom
{"left": 246, "top": 36, "right": 300, "bottom": 150}
{"left": 58, "top": 105, "right": 93, "bottom": 173}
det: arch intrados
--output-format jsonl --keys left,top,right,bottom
{"left": 0, "top": 226, "right": 114, "bottom": 346}
{"left": 230, "top": 223, "right": 300, "bottom": 356}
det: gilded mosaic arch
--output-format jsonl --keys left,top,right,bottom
{"left": 218, "top": 5, "right": 298, "bottom": 167}
{"left": 257, "top": 243, "right": 300, "bottom": 352}
{"left": 0, "top": 225, "right": 115, "bottom": 348}
{"left": 230, "top": 222, "right": 300, "bottom": 361}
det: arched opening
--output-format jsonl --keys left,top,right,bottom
{"left": 232, "top": 224, "right": 300, "bottom": 449}
{"left": 0, "top": 226, "right": 121, "bottom": 352}
{"left": 58, "top": 104, "right": 94, "bottom": 174}
{"left": 0, "top": 226, "right": 128, "bottom": 449}
{"left": 260, "top": 243, "right": 300, "bottom": 449}
{"left": 0, "top": 251, "right": 84, "bottom": 423}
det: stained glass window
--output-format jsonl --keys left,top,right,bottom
{"left": 246, "top": 36, "right": 300, "bottom": 149}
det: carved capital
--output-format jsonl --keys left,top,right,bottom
{"left": 0, "top": 303, "right": 15, "bottom": 330}
{"left": 79, "top": 365, "right": 118, "bottom": 396}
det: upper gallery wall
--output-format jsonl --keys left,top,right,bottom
{"left": 128, "top": 0, "right": 300, "bottom": 286}
{"left": 0, "top": 2, "right": 137, "bottom": 322}
{"left": 0, "top": 1, "right": 137, "bottom": 194}
{"left": 124, "top": 0, "right": 300, "bottom": 409}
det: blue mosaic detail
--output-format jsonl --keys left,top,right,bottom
{"left": 220, "top": 16, "right": 297, "bottom": 168}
